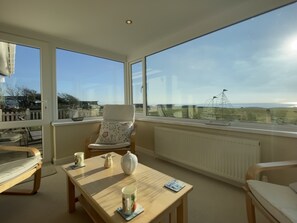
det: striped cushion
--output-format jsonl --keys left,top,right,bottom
{"left": 248, "top": 180, "right": 297, "bottom": 223}
{"left": 88, "top": 142, "right": 130, "bottom": 150}
{"left": 0, "top": 155, "right": 42, "bottom": 184}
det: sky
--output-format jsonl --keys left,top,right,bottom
{"left": 2, "top": 45, "right": 40, "bottom": 94}
{"left": 56, "top": 49, "right": 124, "bottom": 104}
{"left": 2, "top": 46, "right": 125, "bottom": 104}
{"left": 2, "top": 2, "right": 297, "bottom": 107}
{"left": 145, "top": 2, "right": 297, "bottom": 106}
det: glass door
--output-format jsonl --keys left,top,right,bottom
{"left": 0, "top": 35, "right": 52, "bottom": 162}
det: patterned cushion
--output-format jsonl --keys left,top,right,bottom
{"left": 96, "top": 121, "right": 133, "bottom": 144}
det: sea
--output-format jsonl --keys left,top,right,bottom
{"left": 158, "top": 103, "right": 297, "bottom": 109}
{"left": 226, "top": 103, "right": 297, "bottom": 108}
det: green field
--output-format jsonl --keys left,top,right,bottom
{"left": 145, "top": 105, "right": 297, "bottom": 125}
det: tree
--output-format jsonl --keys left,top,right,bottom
{"left": 6, "top": 85, "right": 21, "bottom": 97}
{"left": 58, "top": 93, "right": 79, "bottom": 108}
{"left": 1, "top": 85, "right": 41, "bottom": 111}
{"left": 20, "top": 87, "right": 41, "bottom": 109}
{"left": 2, "top": 84, "right": 80, "bottom": 111}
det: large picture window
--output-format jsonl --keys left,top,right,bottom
{"left": 56, "top": 49, "right": 124, "bottom": 119}
{"left": 146, "top": 3, "right": 297, "bottom": 129}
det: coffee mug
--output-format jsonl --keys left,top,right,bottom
{"left": 74, "top": 152, "right": 85, "bottom": 167}
{"left": 122, "top": 184, "right": 137, "bottom": 215}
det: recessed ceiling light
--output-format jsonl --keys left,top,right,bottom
{"left": 126, "top": 20, "right": 133, "bottom": 24}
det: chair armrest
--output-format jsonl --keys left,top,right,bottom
{"left": 246, "top": 160, "right": 297, "bottom": 180}
{"left": 85, "top": 124, "right": 101, "bottom": 158}
{"left": 130, "top": 128, "right": 136, "bottom": 142}
{"left": 86, "top": 133, "right": 99, "bottom": 144}
{"left": 129, "top": 126, "right": 136, "bottom": 154}
{"left": 85, "top": 123, "right": 101, "bottom": 144}
{"left": 0, "top": 146, "right": 40, "bottom": 157}
{"left": 131, "top": 128, "right": 136, "bottom": 137}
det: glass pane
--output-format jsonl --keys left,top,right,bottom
{"left": 0, "top": 42, "right": 41, "bottom": 121}
{"left": 0, "top": 125, "right": 43, "bottom": 160}
{"left": 56, "top": 49, "right": 124, "bottom": 119}
{"left": 146, "top": 3, "right": 297, "bottom": 128}
{"left": 131, "top": 62, "right": 143, "bottom": 113}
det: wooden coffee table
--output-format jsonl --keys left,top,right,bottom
{"left": 62, "top": 152, "right": 193, "bottom": 223}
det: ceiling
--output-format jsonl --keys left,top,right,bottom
{"left": 0, "top": 0, "right": 295, "bottom": 60}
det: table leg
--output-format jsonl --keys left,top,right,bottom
{"left": 67, "top": 176, "right": 76, "bottom": 213}
{"left": 176, "top": 196, "right": 188, "bottom": 223}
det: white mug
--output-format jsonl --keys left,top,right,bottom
{"left": 74, "top": 152, "right": 85, "bottom": 167}
{"left": 122, "top": 184, "right": 137, "bottom": 215}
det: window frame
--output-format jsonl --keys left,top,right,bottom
{"left": 129, "top": 58, "right": 147, "bottom": 117}
{"left": 0, "top": 31, "right": 53, "bottom": 162}
{"left": 129, "top": 59, "right": 144, "bottom": 115}
{"left": 129, "top": 2, "right": 297, "bottom": 135}
{"left": 55, "top": 47, "right": 126, "bottom": 120}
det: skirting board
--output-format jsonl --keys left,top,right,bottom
{"left": 136, "top": 146, "right": 155, "bottom": 157}
{"left": 53, "top": 156, "right": 74, "bottom": 165}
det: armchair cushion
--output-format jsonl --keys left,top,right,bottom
{"left": 0, "top": 154, "right": 42, "bottom": 184}
{"left": 96, "top": 121, "right": 133, "bottom": 144}
{"left": 247, "top": 180, "right": 297, "bottom": 223}
{"left": 88, "top": 142, "right": 130, "bottom": 150}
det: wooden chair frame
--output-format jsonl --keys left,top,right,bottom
{"left": 0, "top": 146, "right": 42, "bottom": 195}
{"left": 243, "top": 160, "right": 297, "bottom": 223}
{"left": 85, "top": 123, "right": 136, "bottom": 158}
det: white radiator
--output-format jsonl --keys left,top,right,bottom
{"left": 154, "top": 127, "right": 260, "bottom": 186}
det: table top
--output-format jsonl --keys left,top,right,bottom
{"left": 62, "top": 152, "right": 193, "bottom": 223}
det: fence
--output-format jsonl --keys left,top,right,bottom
{"left": 0, "top": 109, "right": 64, "bottom": 121}
{"left": 0, "top": 108, "right": 99, "bottom": 121}
{"left": 0, "top": 108, "right": 30, "bottom": 121}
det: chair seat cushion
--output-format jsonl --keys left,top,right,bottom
{"left": 0, "top": 133, "right": 23, "bottom": 142}
{"left": 0, "top": 155, "right": 42, "bottom": 184}
{"left": 247, "top": 180, "right": 297, "bottom": 223}
{"left": 88, "top": 142, "right": 130, "bottom": 150}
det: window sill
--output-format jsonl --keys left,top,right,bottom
{"left": 136, "top": 116, "right": 297, "bottom": 139}
{"left": 51, "top": 117, "right": 102, "bottom": 127}
{"left": 50, "top": 115, "right": 297, "bottom": 138}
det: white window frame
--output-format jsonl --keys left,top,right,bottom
{"left": 128, "top": 58, "right": 147, "bottom": 117}
{"left": 0, "top": 32, "right": 53, "bottom": 162}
